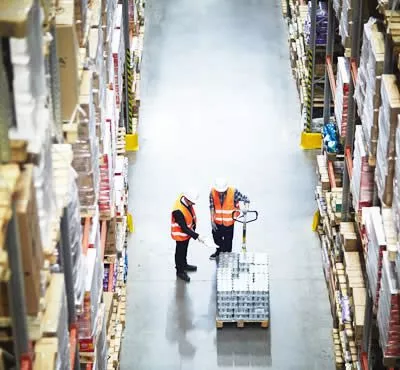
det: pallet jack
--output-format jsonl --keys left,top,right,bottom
{"left": 215, "top": 204, "right": 269, "bottom": 329}
{"left": 232, "top": 204, "right": 258, "bottom": 252}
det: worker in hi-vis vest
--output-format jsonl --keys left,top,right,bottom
{"left": 209, "top": 178, "right": 250, "bottom": 260}
{"left": 171, "top": 190, "right": 206, "bottom": 282}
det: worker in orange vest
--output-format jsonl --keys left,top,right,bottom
{"left": 209, "top": 178, "right": 250, "bottom": 259}
{"left": 171, "top": 190, "right": 206, "bottom": 282}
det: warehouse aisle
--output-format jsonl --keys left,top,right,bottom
{"left": 121, "top": 0, "right": 334, "bottom": 369}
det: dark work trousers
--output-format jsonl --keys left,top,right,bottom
{"left": 212, "top": 224, "right": 234, "bottom": 253}
{"left": 175, "top": 239, "right": 190, "bottom": 273}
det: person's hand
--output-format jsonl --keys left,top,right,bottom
{"left": 239, "top": 201, "right": 249, "bottom": 212}
{"left": 197, "top": 235, "right": 207, "bottom": 245}
{"left": 211, "top": 221, "right": 217, "bottom": 232}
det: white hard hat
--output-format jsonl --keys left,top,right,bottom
{"left": 214, "top": 178, "right": 228, "bottom": 193}
{"left": 183, "top": 190, "right": 199, "bottom": 204}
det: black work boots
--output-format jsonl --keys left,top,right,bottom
{"left": 177, "top": 264, "right": 197, "bottom": 282}
{"left": 177, "top": 272, "right": 190, "bottom": 282}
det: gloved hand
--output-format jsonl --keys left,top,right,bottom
{"left": 211, "top": 221, "right": 217, "bottom": 232}
{"left": 239, "top": 201, "right": 250, "bottom": 211}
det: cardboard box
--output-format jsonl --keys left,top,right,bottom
{"left": 42, "top": 273, "right": 65, "bottom": 336}
{"left": 15, "top": 165, "right": 43, "bottom": 315}
{"left": 352, "top": 288, "right": 367, "bottom": 307}
{"left": 33, "top": 337, "right": 58, "bottom": 370}
{"left": 56, "top": 0, "right": 79, "bottom": 121}
{"left": 340, "top": 222, "right": 358, "bottom": 252}
{"left": 104, "top": 292, "right": 114, "bottom": 331}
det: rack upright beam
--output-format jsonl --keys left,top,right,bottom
{"left": 6, "top": 207, "right": 29, "bottom": 369}
{"left": 341, "top": 0, "right": 363, "bottom": 221}
{"left": 323, "top": 0, "right": 334, "bottom": 124}
{"left": 306, "top": 0, "right": 318, "bottom": 132}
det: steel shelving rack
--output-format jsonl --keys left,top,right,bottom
{"left": 320, "top": 0, "right": 400, "bottom": 368}
{"left": 301, "top": 0, "right": 328, "bottom": 149}
{"left": 0, "top": 1, "right": 140, "bottom": 369}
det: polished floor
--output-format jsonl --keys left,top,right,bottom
{"left": 120, "top": 0, "right": 334, "bottom": 369}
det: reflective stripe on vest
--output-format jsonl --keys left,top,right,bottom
{"left": 212, "top": 187, "right": 238, "bottom": 226}
{"left": 171, "top": 195, "right": 197, "bottom": 241}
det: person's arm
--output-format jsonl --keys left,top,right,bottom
{"left": 172, "top": 210, "right": 199, "bottom": 239}
{"left": 209, "top": 191, "right": 215, "bottom": 216}
{"left": 209, "top": 192, "right": 217, "bottom": 231}
{"left": 234, "top": 189, "right": 250, "bottom": 204}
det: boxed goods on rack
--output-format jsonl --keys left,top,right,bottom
{"left": 15, "top": 165, "right": 44, "bottom": 316}
{"left": 375, "top": 75, "right": 400, "bottom": 207}
{"left": 112, "top": 5, "right": 126, "bottom": 109}
{"left": 34, "top": 126, "right": 56, "bottom": 255}
{"left": 71, "top": 111, "right": 100, "bottom": 215}
{"left": 339, "top": 0, "right": 352, "bottom": 49}
{"left": 0, "top": 169, "right": 19, "bottom": 316}
{"left": 364, "top": 207, "right": 386, "bottom": 309}
{"left": 41, "top": 273, "right": 71, "bottom": 369}
{"left": 339, "top": 222, "right": 358, "bottom": 252}
{"left": 8, "top": 1, "right": 46, "bottom": 153}
{"left": 65, "top": 169, "right": 85, "bottom": 308}
{"left": 80, "top": 304, "right": 106, "bottom": 364}
{"left": 75, "top": 0, "right": 88, "bottom": 46}
{"left": 96, "top": 305, "right": 108, "bottom": 370}
{"left": 377, "top": 252, "right": 400, "bottom": 361}
{"left": 333, "top": 0, "right": 341, "bottom": 16}
{"left": 78, "top": 225, "right": 103, "bottom": 352}
{"left": 56, "top": 0, "right": 80, "bottom": 122}
{"left": 355, "top": 20, "right": 384, "bottom": 164}
{"left": 351, "top": 127, "right": 374, "bottom": 213}
{"left": 382, "top": 207, "right": 398, "bottom": 260}
{"left": 392, "top": 118, "right": 400, "bottom": 237}
{"left": 343, "top": 251, "right": 366, "bottom": 343}
{"left": 335, "top": 57, "right": 350, "bottom": 138}
{"left": 33, "top": 337, "right": 58, "bottom": 370}
{"left": 304, "top": 1, "right": 328, "bottom": 46}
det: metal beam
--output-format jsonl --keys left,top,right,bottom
{"left": 6, "top": 205, "right": 29, "bottom": 369}
{"left": 49, "top": 22, "right": 62, "bottom": 142}
{"left": 323, "top": 0, "right": 334, "bottom": 124}
{"left": 309, "top": 0, "right": 318, "bottom": 127}
{"left": 123, "top": 0, "right": 130, "bottom": 131}
{"left": 342, "top": 0, "right": 363, "bottom": 221}
{"left": 60, "top": 207, "right": 76, "bottom": 326}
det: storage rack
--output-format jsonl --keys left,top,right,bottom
{"left": 284, "top": 0, "right": 331, "bottom": 148}
{"left": 0, "top": 1, "right": 143, "bottom": 369}
{"left": 283, "top": 0, "right": 400, "bottom": 368}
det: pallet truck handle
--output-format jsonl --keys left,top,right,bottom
{"left": 232, "top": 210, "right": 258, "bottom": 223}
{"left": 232, "top": 209, "right": 258, "bottom": 252}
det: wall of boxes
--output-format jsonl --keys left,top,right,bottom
{"left": 283, "top": 0, "right": 400, "bottom": 369}
{"left": 0, "top": 0, "right": 144, "bottom": 369}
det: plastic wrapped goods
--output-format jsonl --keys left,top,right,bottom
{"left": 375, "top": 75, "right": 400, "bottom": 207}
{"left": 335, "top": 57, "right": 350, "bottom": 138}
{"left": 217, "top": 252, "right": 270, "bottom": 322}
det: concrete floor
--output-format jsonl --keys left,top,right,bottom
{"left": 120, "top": 0, "right": 334, "bottom": 369}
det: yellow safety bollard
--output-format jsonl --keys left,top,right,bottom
{"left": 125, "top": 133, "right": 139, "bottom": 152}
{"left": 312, "top": 210, "right": 320, "bottom": 232}
{"left": 127, "top": 212, "right": 134, "bottom": 233}
{"left": 300, "top": 131, "right": 322, "bottom": 150}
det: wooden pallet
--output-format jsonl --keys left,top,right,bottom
{"left": 216, "top": 320, "right": 269, "bottom": 329}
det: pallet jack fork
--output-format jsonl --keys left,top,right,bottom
{"left": 232, "top": 204, "right": 258, "bottom": 252}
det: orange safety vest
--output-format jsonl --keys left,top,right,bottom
{"left": 171, "top": 195, "right": 197, "bottom": 241}
{"left": 212, "top": 187, "right": 239, "bottom": 226}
